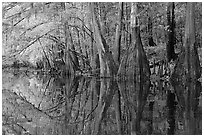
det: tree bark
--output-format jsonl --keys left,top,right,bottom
{"left": 147, "top": 4, "right": 157, "bottom": 47}
{"left": 113, "top": 2, "right": 124, "bottom": 66}
{"left": 89, "top": 2, "right": 117, "bottom": 77}
{"left": 88, "top": 21, "right": 99, "bottom": 74}
{"left": 118, "top": 3, "right": 150, "bottom": 81}
{"left": 64, "top": 21, "right": 72, "bottom": 74}
{"left": 172, "top": 2, "right": 201, "bottom": 81}
{"left": 64, "top": 21, "right": 75, "bottom": 75}
{"left": 62, "top": 3, "right": 79, "bottom": 75}
{"left": 166, "top": 2, "right": 177, "bottom": 62}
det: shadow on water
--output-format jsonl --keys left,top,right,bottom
{"left": 2, "top": 70, "right": 202, "bottom": 135}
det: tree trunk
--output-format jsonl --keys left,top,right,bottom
{"left": 77, "top": 29, "right": 85, "bottom": 68}
{"left": 166, "top": 2, "right": 177, "bottom": 62}
{"left": 117, "top": 2, "right": 150, "bottom": 81}
{"left": 113, "top": 2, "right": 124, "bottom": 66}
{"left": 89, "top": 21, "right": 99, "bottom": 75}
{"left": 64, "top": 21, "right": 74, "bottom": 75}
{"left": 89, "top": 2, "right": 117, "bottom": 77}
{"left": 68, "top": 26, "right": 80, "bottom": 72}
{"left": 147, "top": 5, "right": 157, "bottom": 47}
{"left": 62, "top": 3, "right": 79, "bottom": 75}
{"left": 172, "top": 2, "right": 201, "bottom": 81}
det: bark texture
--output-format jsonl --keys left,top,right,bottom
{"left": 118, "top": 3, "right": 150, "bottom": 81}
{"left": 90, "top": 3, "right": 117, "bottom": 77}
{"left": 113, "top": 2, "right": 124, "bottom": 66}
{"left": 172, "top": 2, "right": 201, "bottom": 81}
{"left": 166, "top": 2, "right": 177, "bottom": 62}
{"left": 64, "top": 21, "right": 75, "bottom": 75}
{"left": 147, "top": 5, "right": 157, "bottom": 47}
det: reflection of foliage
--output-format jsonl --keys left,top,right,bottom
{"left": 2, "top": 71, "right": 202, "bottom": 135}
{"left": 3, "top": 89, "right": 51, "bottom": 135}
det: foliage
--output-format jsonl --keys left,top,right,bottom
{"left": 2, "top": 2, "right": 202, "bottom": 73}
{"left": 2, "top": 2, "right": 202, "bottom": 135}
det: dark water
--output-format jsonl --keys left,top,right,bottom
{"left": 2, "top": 70, "right": 202, "bottom": 135}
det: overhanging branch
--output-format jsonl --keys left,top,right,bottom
{"left": 17, "top": 29, "right": 55, "bottom": 55}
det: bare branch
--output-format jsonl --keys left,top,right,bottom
{"left": 17, "top": 29, "right": 55, "bottom": 55}
{"left": 20, "top": 22, "right": 48, "bottom": 37}
{"left": 38, "top": 39, "right": 52, "bottom": 68}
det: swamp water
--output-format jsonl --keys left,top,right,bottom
{"left": 2, "top": 69, "right": 202, "bottom": 135}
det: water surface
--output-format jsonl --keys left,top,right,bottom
{"left": 2, "top": 70, "right": 202, "bottom": 135}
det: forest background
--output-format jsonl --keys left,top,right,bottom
{"left": 1, "top": 2, "right": 202, "bottom": 79}
{"left": 1, "top": 1, "right": 202, "bottom": 135}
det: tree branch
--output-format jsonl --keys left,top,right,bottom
{"left": 17, "top": 29, "right": 55, "bottom": 55}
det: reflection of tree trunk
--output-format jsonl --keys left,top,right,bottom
{"left": 147, "top": 101, "right": 154, "bottom": 134}
{"left": 93, "top": 78, "right": 104, "bottom": 134}
{"left": 184, "top": 81, "right": 201, "bottom": 135}
{"left": 167, "top": 91, "right": 176, "bottom": 135}
{"left": 117, "top": 78, "right": 150, "bottom": 134}
{"left": 60, "top": 76, "right": 80, "bottom": 134}
{"left": 87, "top": 78, "right": 98, "bottom": 134}
{"left": 132, "top": 80, "right": 150, "bottom": 134}
{"left": 94, "top": 79, "right": 117, "bottom": 134}
{"left": 114, "top": 89, "right": 122, "bottom": 134}
{"left": 171, "top": 79, "right": 201, "bottom": 134}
